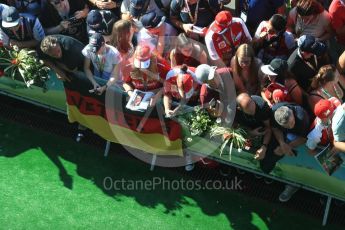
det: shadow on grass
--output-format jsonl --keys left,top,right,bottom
{"left": 0, "top": 118, "right": 332, "bottom": 230}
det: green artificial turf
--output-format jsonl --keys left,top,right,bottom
{"left": 0, "top": 118, "right": 342, "bottom": 230}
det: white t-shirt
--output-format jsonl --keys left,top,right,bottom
{"left": 306, "top": 119, "right": 327, "bottom": 150}
{"left": 82, "top": 44, "right": 122, "bottom": 80}
{"left": 136, "top": 22, "right": 177, "bottom": 52}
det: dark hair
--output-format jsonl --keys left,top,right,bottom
{"left": 180, "top": 64, "right": 188, "bottom": 73}
{"left": 296, "top": 0, "right": 323, "bottom": 16}
{"left": 311, "top": 65, "right": 336, "bottom": 89}
{"left": 270, "top": 14, "right": 287, "bottom": 32}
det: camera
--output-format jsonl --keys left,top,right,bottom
{"left": 67, "top": 16, "right": 78, "bottom": 24}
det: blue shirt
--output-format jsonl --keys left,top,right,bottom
{"left": 332, "top": 105, "right": 345, "bottom": 142}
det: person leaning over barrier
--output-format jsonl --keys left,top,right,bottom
{"left": 271, "top": 103, "right": 310, "bottom": 202}
{"left": 82, "top": 32, "right": 122, "bottom": 94}
{"left": 38, "top": 35, "right": 85, "bottom": 81}
{"left": 306, "top": 97, "right": 342, "bottom": 154}
{"left": 235, "top": 93, "right": 282, "bottom": 174}
{"left": 195, "top": 64, "right": 236, "bottom": 125}
{"left": 163, "top": 64, "right": 201, "bottom": 117}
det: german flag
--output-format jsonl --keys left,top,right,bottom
{"left": 63, "top": 72, "right": 183, "bottom": 156}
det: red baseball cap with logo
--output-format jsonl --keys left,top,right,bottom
{"left": 314, "top": 98, "right": 341, "bottom": 119}
{"left": 210, "top": 11, "right": 232, "bottom": 34}
{"left": 133, "top": 44, "right": 152, "bottom": 69}
{"left": 272, "top": 89, "right": 286, "bottom": 102}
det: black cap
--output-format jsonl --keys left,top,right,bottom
{"left": 270, "top": 14, "right": 286, "bottom": 32}
{"left": 261, "top": 58, "right": 288, "bottom": 76}
{"left": 87, "top": 33, "right": 105, "bottom": 53}
{"left": 298, "top": 35, "right": 327, "bottom": 56}
{"left": 87, "top": 10, "right": 104, "bottom": 31}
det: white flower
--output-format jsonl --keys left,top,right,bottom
{"left": 186, "top": 137, "right": 193, "bottom": 142}
{"left": 238, "top": 148, "right": 242, "bottom": 153}
{"left": 26, "top": 79, "right": 34, "bottom": 87}
{"left": 193, "top": 106, "right": 200, "bottom": 112}
{"left": 216, "top": 117, "right": 222, "bottom": 124}
{"left": 13, "top": 45, "right": 19, "bottom": 51}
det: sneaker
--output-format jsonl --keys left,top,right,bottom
{"left": 279, "top": 185, "right": 299, "bottom": 202}
{"left": 185, "top": 153, "right": 194, "bottom": 172}
{"left": 185, "top": 163, "right": 195, "bottom": 171}
{"left": 76, "top": 133, "right": 84, "bottom": 142}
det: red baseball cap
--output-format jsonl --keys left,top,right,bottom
{"left": 264, "top": 82, "right": 287, "bottom": 100}
{"left": 133, "top": 44, "right": 151, "bottom": 69}
{"left": 314, "top": 99, "right": 336, "bottom": 119}
{"left": 272, "top": 89, "right": 286, "bottom": 102}
{"left": 210, "top": 11, "right": 232, "bottom": 33}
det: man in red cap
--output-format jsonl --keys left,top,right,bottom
{"left": 205, "top": 10, "right": 252, "bottom": 67}
{"left": 314, "top": 98, "right": 345, "bottom": 152}
{"left": 122, "top": 44, "right": 171, "bottom": 106}
{"left": 306, "top": 98, "right": 341, "bottom": 153}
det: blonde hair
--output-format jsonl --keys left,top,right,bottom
{"left": 40, "top": 36, "right": 58, "bottom": 54}
{"left": 233, "top": 44, "right": 259, "bottom": 92}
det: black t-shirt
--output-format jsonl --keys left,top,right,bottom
{"left": 170, "top": 0, "right": 220, "bottom": 27}
{"left": 37, "top": 35, "right": 84, "bottom": 71}
{"left": 235, "top": 95, "right": 271, "bottom": 129}
{"left": 39, "top": 0, "right": 87, "bottom": 43}
{"left": 287, "top": 48, "right": 329, "bottom": 92}
{"left": 271, "top": 102, "right": 310, "bottom": 137}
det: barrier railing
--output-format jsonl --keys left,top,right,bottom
{"left": 0, "top": 71, "right": 344, "bottom": 226}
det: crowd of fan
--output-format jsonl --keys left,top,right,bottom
{"left": 1, "top": 0, "right": 345, "bottom": 202}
